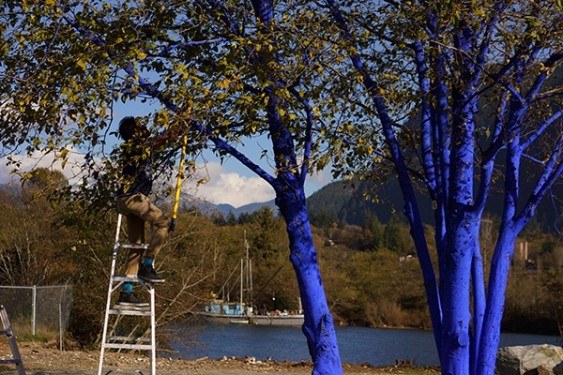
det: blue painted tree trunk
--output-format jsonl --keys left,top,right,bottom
{"left": 440, "top": 217, "right": 479, "bottom": 374}
{"left": 477, "top": 229, "right": 518, "bottom": 374}
{"left": 252, "top": 0, "right": 344, "bottom": 371}
{"left": 275, "top": 183, "right": 343, "bottom": 375}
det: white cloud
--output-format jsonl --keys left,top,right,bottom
{"left": 0, "top": 149, "right": 87, "bottom": 185}
{"left": 304, "top": 168, "right": 333, "bottom": 195}
{"left": 187, "top": 162, "right": 333, "bottom": 207}
{"left": 189, "top": 162, "right": 275, "bottom": 208}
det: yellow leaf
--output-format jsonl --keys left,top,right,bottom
{"left": 218, "top": 78, "right": 231, "bottom": 89}
{"left": 77, "top": 59, "right": 87, "bottom": 71}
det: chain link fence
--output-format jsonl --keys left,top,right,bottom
{"left": 0, "top": 285, "right": 72, "bottom": 346}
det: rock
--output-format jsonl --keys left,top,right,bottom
{"left": 245, "top": 356, "right": 257, "bottom": 364}
{"left": 496, "top": 344, "right": 563, "bottom": 375}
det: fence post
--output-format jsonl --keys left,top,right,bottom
{"left": 32, "top": 285, "right": 36, "bottom": 336}
{"left": 59, "top": 302, "right": 63, "bottom": 351}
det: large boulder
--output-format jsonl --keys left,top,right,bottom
{"left": 496, "top": 344, "right": 563, "bottom": 375}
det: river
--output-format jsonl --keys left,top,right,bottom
{"left": 167, "top": 323, "right": 561, "bottom": 366}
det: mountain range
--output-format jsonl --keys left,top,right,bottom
{"left": 195, "top": 174, "right": 560, "bottom": 233}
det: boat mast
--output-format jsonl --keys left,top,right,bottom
{"left": 244, "top": 232, "right": 253, "bottom": 307}
{"left": 240, "top": 258, "right": 243, "bottom": 314}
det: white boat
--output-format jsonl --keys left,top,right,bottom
{"left": 193, "top": 233, "right": 304, "bottom": 326}
{"left": 196, "top": 299, "right": 304, "bottom": 326}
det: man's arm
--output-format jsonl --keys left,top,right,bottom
{"left": 150, "top": 123, "right": 185, "bottom": 149}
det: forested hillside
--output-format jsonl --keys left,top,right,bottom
{"left": 307, "top": 178, "right": 562, "bottom": 233}
{"left": 0, "top": 170, "right": 560, "bottom": 347}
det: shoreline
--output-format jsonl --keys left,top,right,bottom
{"left": 0, "top": 341, "right": 441, "bottom": 375}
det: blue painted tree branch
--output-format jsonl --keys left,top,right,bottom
{"left": 467, "top": 15, "right": 503, "bottom": 362}
{"left": 288, "top": 87, "right": 313, "bottom": 187}
{"left": 471, "top": 239, "right": 486, "bottom": 375}
{"left": 413, "top": 39, "right": 437, "bottom": 195}
{"left": 515, "top": 136, "right": 563, "bottom": 231}
{"left": 325, "top": 0, "right": 444, "bottom": 359}
{"left": 521, "top": 110, "right": 562, "bottom": 152}
{"left": 524, "top": 53, "right": 563, "bottom": 103}
{"left": 478, "top": 52, "right": 561, "bottom": 374}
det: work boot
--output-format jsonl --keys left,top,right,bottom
{"left": 117, "top": 291, "right": 149, "bottom": 308}
{"left": 138, "top": 264, "right": 165, "bottom": 283}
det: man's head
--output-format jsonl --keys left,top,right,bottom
{"left": 118, "top": 116, "right": 149, "bottom": 141}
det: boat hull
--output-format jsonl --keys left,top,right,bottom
{"left": 192, "top": 312, "right": 304, "bottom": 326}
{"left": 250, "top": 315, "right": 304, "bottom": 326}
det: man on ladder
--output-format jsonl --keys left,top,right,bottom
{"left": 116, "top": 116, "right": 183, "bottom": 305}
{"left": 99, "top": 116, "right": 188, "bottom": 374}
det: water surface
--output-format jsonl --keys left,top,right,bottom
{"left": 168, "top": 324, "right": 560, "bottom": 366}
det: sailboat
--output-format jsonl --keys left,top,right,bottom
{"left": 195, "top": 233, "right": 304, "bottom": 326}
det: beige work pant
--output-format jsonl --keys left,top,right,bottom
{"left": 117, "top": 193, "right": 170, "bottom": 276}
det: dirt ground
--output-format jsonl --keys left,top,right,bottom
{"left": 0, "top": 341, "right": 440, "bottom": 375}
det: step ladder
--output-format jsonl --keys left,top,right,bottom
{"left": 98, "top": 214, "right": 158, "bottom": 375}
{"left": 0, "top": 305, "right": 26, "bottom": 375}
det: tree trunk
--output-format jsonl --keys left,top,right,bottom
{"left": 477, "top": 229, "right": 518, "bottom": 375}
{"left": 439, "top": 218, "right": 477, "bottom": 375}
{"left": 275, "top": 185, "right": 343, "bottom": 375}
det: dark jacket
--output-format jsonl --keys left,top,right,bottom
{"left": 118, "top": 141, "right": 153, "bottom": 196}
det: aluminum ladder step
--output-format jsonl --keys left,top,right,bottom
{"left": 108, "top": 335, "right": 150, "bottom": 343}
{"left": 102, "top": 343, "right": 153, "bottom": 351}
{"left": 108, "top": 308, "right": 152, "bottom": 316}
